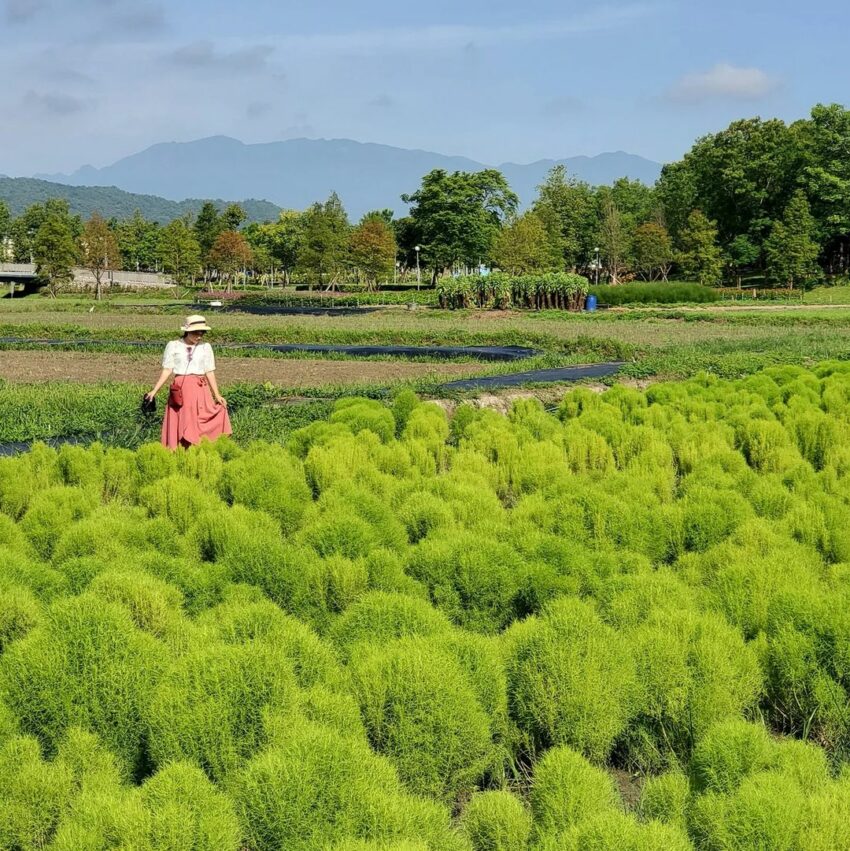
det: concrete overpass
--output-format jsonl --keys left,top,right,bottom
{"left": 0, "top": 263, "right": 173, "bottom": 296}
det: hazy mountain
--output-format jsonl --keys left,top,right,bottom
{"left": 0, "top": 175, "right": 281, "bottom": 223}
{"left": 37, "top": 136, "right": 663, "bottom": 219}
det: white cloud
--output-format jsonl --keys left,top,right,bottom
{"left": 668, "top": 63, "right": 780, "bottom": 103}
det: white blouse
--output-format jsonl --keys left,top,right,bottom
{"left": 162, "top": 340, "right": 216, "bottom": 375}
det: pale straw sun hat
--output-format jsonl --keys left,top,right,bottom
{"left": 181, "top": 315, "right": 212, "bottom": 333}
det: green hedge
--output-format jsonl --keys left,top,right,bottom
{"left": 588, "top": 281, "right": 720, "bottom": 305}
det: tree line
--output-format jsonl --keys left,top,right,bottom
{"left": 2, "top": 102, "right": 848, "bottom": 295}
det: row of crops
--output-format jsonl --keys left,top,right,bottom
{"left": 3, "top": 365, "right": 850, "bottom": 848}
{"left": 437, "top": 273, "right": 589, "bottom": 310}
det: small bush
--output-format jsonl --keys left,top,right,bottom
{"left": 529, "top": 746, "right": 619, "bottom": 836}
{"left": 233, "top": 718, "right": 462, "bottom": 851}
{"left": 638, "top": 771, "right": 690, "bottom": 827}
{"left": 328, "top": 591, "right": 453, "bottom": 659}
{"left": 146, "top": 642, "right": 300, "bottom": 782}
{"left": 138, "top": 761, "right": 243, "bottom": 851}
{"left": 220, "top": 444, "right": 312, "bottom": 533}
{"left": 0, "top": 594, "right": 166, "bottom": 776}
{"left": 461, "top": 790, "right": 531, "bottom": 851}
{"left": 504, "top": 597, "right": 638, "bottom": 760}
{"left": 330, "top": 398, "right": 396, "bottom": 444}
{"left": 350, "top": 638, "right": 497, "bottom": 801}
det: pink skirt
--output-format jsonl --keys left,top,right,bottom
{"left": 161, "top": 375, "right": 232, "bottom": 449}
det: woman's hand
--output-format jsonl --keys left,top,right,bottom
{"left": 216, "top": 396, "right": 228, "bottom": 408}
{"left": 144, "top": 390, "right": 156, "bottom": 402}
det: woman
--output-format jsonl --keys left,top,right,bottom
{"left": 145, "top": 314, "right": 232, "bottom": 449}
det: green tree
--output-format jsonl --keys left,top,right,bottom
{"left": 659, "top": 118, "right": 800, "bottom": 250}
{"left": 0, "top": 200, "right": 10, "bottom": 258}
{"left": 299, "top": 193, "right": 350, "bottom": 289}
{"left": 80, "top": 212, "right": 120, "bottom": 300}
{"left": 32, "top": 202, "right": 79, "bottom": 297}
{"left": 158, "top": 218, "right": 201, "bottom": 286}
{"left": 598, "top": 196, "right": 631, "bottom": 285}
{"left": 764, "top": 191, "right": 821, "bottom": 289}
{"left": 795, "top": 103, "right": 850, "bottom": 275}
{"left": 490, "top": 211, "right": 560, "bottom": 274}
{"left": 678, "top": 210, "right": 724, "bottom": 286}
{"left": 402, "top": 169, "right": 517, "bottom": 283}
{"left": 349, "top": 214, "right": 397, "bottom": 290}
{"left": 267, "top": 210, "right": 305, "bottom": 284}
{"left": 532, "top": 165, "right": 597, "bottom": 271}
{"left": 193, "top": 201, "right": 223, "bottom": 280}
{"left": 115, "top": 211, "right": 161, "bottom": 272}
{"left": 632, "top": 222, "right": 674, "bottom": 281}
{"left": 726, "top": 234, "right": 761, "bottom": 288}
{"left": 222, "top": 203, "right": 247, "bottom": 231}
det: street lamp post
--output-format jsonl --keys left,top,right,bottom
{"left": 594, "top": 247, "right": 600, "bottom": 286}
{"left": 415, "top": 246, "right": 421, "bottom": 289}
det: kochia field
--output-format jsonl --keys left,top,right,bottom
{"left": 2, "top": 364, "right": 850, "bottom": 850}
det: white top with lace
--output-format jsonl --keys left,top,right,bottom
{"left": 161, "top": 341, "right": 216, "bottom": 375}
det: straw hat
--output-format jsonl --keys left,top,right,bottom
{"left": 180, "top": 314, "right": 212, "bottom": 333}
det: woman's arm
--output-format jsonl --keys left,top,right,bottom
{"left": 206, "top": 370, "right": 227, "bottom": 406}
{"left": 145, "top": 368, "right": 173, "bottom": 401}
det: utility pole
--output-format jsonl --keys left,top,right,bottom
{"left": 415, "top": 245, "right": 421, "bottom": 289}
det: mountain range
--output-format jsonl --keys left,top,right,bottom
{"left": 35, "top": 136, "right": 663, "bottom": 219}
{"left": 0, "top": 176, "right": 280, "bottom": 223}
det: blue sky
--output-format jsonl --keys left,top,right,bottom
{"left": 2, "top": 0, "right": 848, "bottom": 175}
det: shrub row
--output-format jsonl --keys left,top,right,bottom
{"left": 587, "top": 281, "right": 721, "bottom": 306}
{"left": 437, "top": 273, "right": 588, "bottom": 311}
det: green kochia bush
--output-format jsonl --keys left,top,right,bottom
{"left": 460, "top": 790, "right": 531, "bottom": 851}
{"left": 529, "top": 746, "right": 619, "bottom": 836}
{"left": 504, "top": 597, "right": 638, "bottom": 761}
{"left": 350, "top": 637, "right": 499, "bottom": 801}
{"left": 233, "top": 717, "right": 466, "bottom": 851}
{"left": 219, "top": 443, "right": 312, "bottom": 533}
{"left": 146, "top": 642, "right": 300, "bottom": 783}
{"left": 0, "top": 594, "right": 166, "bottom": 777}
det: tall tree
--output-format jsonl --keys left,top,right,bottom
{"left": 402, "top": 169, "right": 517, "bottom": 283}
{"left": 32, "top": 203, "right": 79, "bottom": 297}
{"left": 222, "top": 203, "right": 247, "bottom": 231}
{"left": 209, "top": 230, "right": 254, "bottom": 293}
{"left": 490, "top": 211, "right": 560, "bottom": 274}
{"left": 764, "top": 191, "right": 821, "bottom": 289}
{"left": 349, "top": 214, "right": 397, "bottom": 290}
{"left": 659, "top": 118, "right": 800, "bottom": 250}
{"left": 677, "top": 210, "right": 724, "bottom": 286}
{"left": 80, "top": 212, "right": 120, "bottom": 300}
{"left": 598, "top": 197, "right": 631, "bottom": 285}
{"left": 158, "top": 218, "right": 201, "bottom": 286}
{"left": 299, "top": 193, "right": 350, "bottom": 289}
{"left": 632, "top": 222, "right": 674, "bottom": 281}
{"left": 193, "top": 201, "right": 223, "bottom": 280}
{"left": 0, "top": 200, "right": 10, "bottom": 258}
{"left": 116, "top": 211, "right": 161, "bottom": 272}
{"left": 796, "top": 103, "right": 850, "bottom": 274}
{"left": 267, "top": 210, "right": 305, "bottom": 284}
{"left": 532, "top": 165, "right": 597, "bottom": 271}
{"left": 725, "top": 235, "right": 761, "bottom": 288}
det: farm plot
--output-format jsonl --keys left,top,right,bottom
{"left": 2, "top": 364, "right": 850, "bottom": 849}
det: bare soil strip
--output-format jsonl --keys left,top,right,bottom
{"left": 0, "top": 351, "right": 482, "bottom": 387}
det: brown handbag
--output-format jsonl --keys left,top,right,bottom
{"left": 168, "top": 345, "right": 195, "bottom": 409}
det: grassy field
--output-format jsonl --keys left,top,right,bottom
{"left": 4, "top": 296, "right": 850, "bottom": 444}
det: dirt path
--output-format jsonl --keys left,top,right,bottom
{"left": 0, "top": 351, "right": 482, "bottom": 387}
